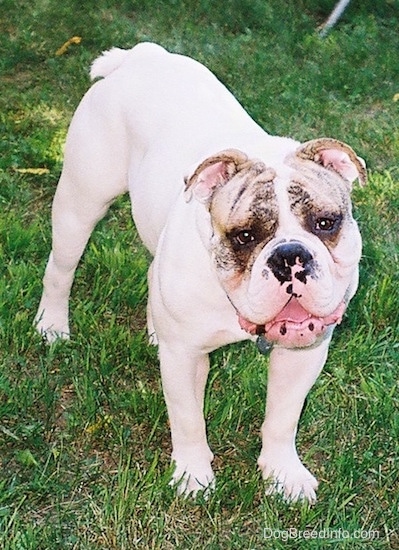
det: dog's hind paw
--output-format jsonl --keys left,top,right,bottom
{"left": 148, "top": 331, "right": 158, "bottom": 346}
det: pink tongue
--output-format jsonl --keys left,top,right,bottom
{"left": 272, "top": 299, "right": 311, "bottom": 324}
{"left": 264, "top": 299, "right": 346, "bottom": 347}
{"left": 237, "top": 299, "right": 310, "bottom": 335}
{"left": 238, "top": 299, "right": 346, "bottom": 348}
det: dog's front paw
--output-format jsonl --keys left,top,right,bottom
{"left": 35, "top": 309, "right": 70, "bottom": 344}
{"left": 258, "top": 452, "right": 318, "bottom": 504}
{"left": 171, "top": 449, "right": 215, "bottom": 497}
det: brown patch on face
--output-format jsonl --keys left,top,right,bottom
{"left": 209, "top": 165, "right": 278, "bottom": 277}
{"left": 288, "top": 163, "right": 351, "bottom": 248}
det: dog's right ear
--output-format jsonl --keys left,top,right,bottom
{"left": 184, "top": 149, "right": 249, "bottom": 203}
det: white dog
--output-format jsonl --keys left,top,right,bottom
{"left": 36, "top": 43, "right": 366, "bottom": 502}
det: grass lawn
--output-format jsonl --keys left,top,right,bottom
{"left": 1, "top": 0, "right": 398, "bottom": 548}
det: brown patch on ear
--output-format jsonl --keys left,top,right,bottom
{"left": 184, "top": 149, "right": 253, "bottom": 203}
{"left": 296, "top": 138, "right": 367, "bottom": 187}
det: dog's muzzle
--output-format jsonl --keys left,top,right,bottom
{"left": 238, "top": 240, "right": 346, "bottom": 349}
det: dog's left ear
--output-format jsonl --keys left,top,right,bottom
{"left": 184, "top": 149, "right": 250, "bottom": 203}
{"left": 296, "top": 138, "right": 367, "bottom": 187}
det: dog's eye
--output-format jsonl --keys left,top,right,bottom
{"left": 233, "top": 229, "right": 256, "bottom": 246}
{"left": 315, "top": 218, "right": 335, "bottom": 231}
{"left": 313, "top": 215, "right": 341, "bottom": 234}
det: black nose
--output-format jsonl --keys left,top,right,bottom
{"left": 267, "top": 241, "right": 314, "bottom": 285}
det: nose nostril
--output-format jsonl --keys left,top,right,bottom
{"left": 267, "top": 241, "right": 314, "bottom": 285}
{"left": 278, "top": 242, "right": 312, "bottom": 266}
{"left": 294, "top": 269, "right": 308, "bottom": 284}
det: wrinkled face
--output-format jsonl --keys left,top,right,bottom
{"left": 208, "top": 160, "right": 362, "bottom": 348}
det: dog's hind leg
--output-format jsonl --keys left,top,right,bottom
{"left": 35, "top": 102, "right": 129, "bottom": 342}
{"left": 35, "top": 171, "right": 125, "bottom": 342}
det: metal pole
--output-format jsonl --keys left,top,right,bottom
{"left": 319, "top": 0, "right": 352, "bottom": 37}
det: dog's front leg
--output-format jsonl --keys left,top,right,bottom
{"left": 158, "top": 342, "right": 214, "bottom": 496}
{"left": 258, "top": 338, "right": 331, "bottom": 503}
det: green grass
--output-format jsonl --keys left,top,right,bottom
{"left": 1, "top": 0, "right": 398, "bottom": 548}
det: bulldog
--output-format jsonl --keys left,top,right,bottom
{"left": 35, "top": 42, "right": 366, "bottom": 503}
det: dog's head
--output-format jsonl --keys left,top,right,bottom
{"left": 185, "top": 138, "right": 366, "bottom": 348}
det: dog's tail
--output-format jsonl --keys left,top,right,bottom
{"left": 90, "top": 47, "right": 130, "bottom": 80}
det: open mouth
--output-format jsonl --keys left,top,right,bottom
{"left": 238, "top": 298, "right": 346, "bottom": 348}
